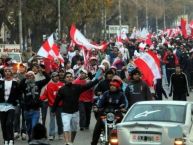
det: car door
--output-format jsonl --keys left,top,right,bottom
{"left": 189, "top": 104, "right": 193, "bottom": 144}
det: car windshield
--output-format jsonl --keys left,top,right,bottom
{"left": 124, "top": 104, "right": 186, "bottom": 123}
{"left": 8, "top": 53, "right": 21, "bottom": 62}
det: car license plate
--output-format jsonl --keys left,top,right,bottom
{"left": 138, "top": 135, "right": 154, "bottom": 141}
{"left": 132, "top": 134, "right": 160, "bottom": 142}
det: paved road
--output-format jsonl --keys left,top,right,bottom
{"left": 0, "top": 112, "right": 97, "bottom": 145}
{"left": 0, "top": 85, "right": 193, "bottom": 145}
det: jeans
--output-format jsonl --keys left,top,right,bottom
{"left": 24, "top": 110, "right": 40, "bottom": 139}
{"left": 79, "top": 102, "right": 92, "bottom": 128}
{"left": 41, "top": 101, "right": 48, "bottom": 126}
{"left": 49, "top": 107, "right": 63, "bottom": 136}
{"left": 0, "top": 109, "right": 15, "bottom": 141}
{"left": 14, "top": 105, "right": 27, "bottom": 134}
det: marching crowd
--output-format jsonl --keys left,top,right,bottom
{"left": 0, "top": 34, "right": 192, "bottom": 145}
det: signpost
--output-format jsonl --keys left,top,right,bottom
{"left": 108, "top": 25, "right": 129, "bottom": 34}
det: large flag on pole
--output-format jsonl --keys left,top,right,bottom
{"left": 37, "top": 34, "right": 64, "bottom": 63}
{"left": 134, "top": 51, "right": 161, "bottom": 86}
{"left": 70, "top": 24, "right": 108, "bottom": 51}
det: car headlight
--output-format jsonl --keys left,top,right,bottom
{"left": 174, "top": 138, "right": 185, "bottom": 145}
{"left": 107, "top": 113, "right": 115, "bottom": 122}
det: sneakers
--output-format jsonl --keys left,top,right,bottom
{"left": 4, "top": 141, "right": 8, "bottom": 145}
{"left": 8, "top": 140, "right": 13, "bottom": 145}
{"left": 48, "top": 136, "right": 54, "bottom": 141}
{"left": 14, "top": 132, "right": 19, "bottom": 139}
{"left": 21, "top": 133, "right": 27, "bottom": 140}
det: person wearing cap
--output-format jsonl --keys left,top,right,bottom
{"left": 91, "top": 78, "right": 128, "bottom": 145}
{"left": 40, "top": 71, "right": 64, "bottom": 140}
{"left": 0, "top": 67, "right": 21, "bottom": 145}
{"left": 19, "top": 70, "right": 50, "bottom": 141}
{"left": 125, "top": 68, "right": 152, "bottom": 108}
{"left": 52, "top": 71, "right": 103, "bottom": 145}
{"left": 86, "top": 57, "right": 98, "bottom": 79}
{"left": 73, "top": 68, "right": 94, "bottom": 131}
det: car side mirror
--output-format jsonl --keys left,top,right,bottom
{"left": 168, "top": 126, "right": 183, "bottom": 138}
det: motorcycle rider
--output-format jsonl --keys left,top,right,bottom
{"left": 91, "top": 77, "right": 128, "bottom": 145}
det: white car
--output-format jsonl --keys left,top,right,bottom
{"left": 8, "top": 52, "right": 23, "bottom": 63}
{"left": 109, "top": 101, "right": 193, "bottom": 145}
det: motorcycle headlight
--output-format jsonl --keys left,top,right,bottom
{"left": 107, "top": 113, "right": 115, "bottom": 121}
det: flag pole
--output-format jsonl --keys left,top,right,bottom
{"left": 145, "top": 0, "right": 149, "bottom": 29}
{"left": 58, "top": 0, "right": 61, "bottom": 39}
{"left": 119, "top": 0, "right": 122, "bottom": 33}
{"left": 163, "top": 0, "right": 166, "bottom": 29}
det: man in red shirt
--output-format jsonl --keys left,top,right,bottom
{"left": 40, "top": 71, "right": 64, "bottom": 140}
{"left": 73, "top": 69, "right": 94, "bottom": 131}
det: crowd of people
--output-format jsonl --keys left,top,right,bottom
{"left": 0, "top": 34, "right": 192, "bottom": 145}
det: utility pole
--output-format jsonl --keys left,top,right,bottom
{"left": 136, "top": 0, "right": 139, "bottom": 29}
{"left": 163, "top": 0, "right": 166, "bottom": 29}
{"left": 19, "top": 0, "right": 23, "bottom": 51}
{"left": 58, "top": 0, "right": 61, "bottom": 39}
{"left": 119, "top": 0, "right": 122, "bottom": 31}
{"left": 155, "top": 0, "right": 158, "bottom": 32}
{"left": 145, "top": 0, "right": 149, "bottom": 29}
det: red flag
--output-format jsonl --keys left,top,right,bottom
{"left": 134, "top": 51, "right": 161, "bottom": 86}
{"left": 70, "top": 24, "right": 106, "bottom": 51}
{"left": 181, "top": 18, "right": 187, "bottom": 38}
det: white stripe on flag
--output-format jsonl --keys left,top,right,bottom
{"left": 37, "top": 46, "right": 49, "bottom": 58}
{"left": 140, "top": 53, "right": 161, "bottom": 80}
{"left": 48, "top": 34, "right": 54, "bottom": 48}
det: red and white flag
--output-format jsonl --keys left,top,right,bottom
{"left": 134, "top": 50, "right": 161, "bottom": 86}
{"left": 70, "top": 24, "right": 107, "bottom": 51}
{"left": 181, "top": 18, "right": 187, "bottom": 38}
{"left": 37, "top": 34, "right": 64, "bottom": 63}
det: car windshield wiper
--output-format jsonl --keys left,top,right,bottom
{"left": 134, "top": 110, "right": 161, "bottom": 119}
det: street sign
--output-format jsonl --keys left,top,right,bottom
{"left": 0, "top": 44, "right": 20, "bottom": 53}
{"left": 108, "top": 25, "right": 129, "bottom": 34}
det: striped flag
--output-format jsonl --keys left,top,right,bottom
{"left": 134, "top": 51, "right": 161, "bottom": 86}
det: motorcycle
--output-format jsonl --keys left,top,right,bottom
{"left": 98, "top": 107, "right": 123, "bottom": 145}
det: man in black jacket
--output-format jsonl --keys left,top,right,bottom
{"left": 20, "top": 70, "right": 50, "bottom": 141}
{"left": 125, "top": 69, "right": 152, "bottom": 108}
{"left": 52, "top": 71, "right": 102, "bottom": 145}
{"left": 169, "top": 65, "right": 189, "bottom": 100}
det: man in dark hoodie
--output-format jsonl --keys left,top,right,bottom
{"left": 125, "top": 68, "right": 152, "bottom": 108}
{"left": 93, "top": 69, "right": 115, "bottom": 118}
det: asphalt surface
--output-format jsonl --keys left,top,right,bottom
{"left": 0, "top": 84, "right": 193, "bottom": 145}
